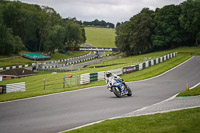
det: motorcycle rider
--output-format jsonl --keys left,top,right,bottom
{"left": 105, "top": 71, "right": 127, "bottom": 92}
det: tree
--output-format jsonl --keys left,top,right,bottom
{"left": 64, "top": 19, "right": 85, "bottom": 48}
{"left": 179, "top": 0, "right": 200, "bottom": 45}
{"left": 152, "top": 5, "right": 185, "bottom": 49}
{"left": 116, "top": 8, "right": 156, "bottom": 55}
{"left": 116, "top": 22, "right": 121, "bottom": 27}
{"left": 2, "top": 1, "right": 42, "bottom": 51}
{"left": 115, "top": 22, "right": 130, "bottom": 55}
{"left": 44, "top": 25, "right": 65, "bottom": 55}
{"left": 0, "top": 0, "right": 87, "bottom": 55}
{"left": 38, "top": 6, "right": 63, "bottom": 51}
{"left": 0, "top": 23, "right": 24, "bottom": 55}
{"left": 116, "top": 8, "right": 155, "bottom": 55}
{"left": 0, "top": 2, "right": 24, "bottom": 55}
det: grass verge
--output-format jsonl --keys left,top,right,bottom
{"left": 178, "top": 85, "right": 200, "bottom": 96}
{"left": 121, "top": 53, "right": 190, "bottom": 81}
{"left": 1, "top": 46, "right": 199, "bottom": 102}
{"left": 85, "top": 27, "right": 116, "bottom": 48}
{"left": 0, "top": 52, "right": 191, "bottom": 102}
{"left": 65, "top": 107, "right": 200, "bottom": 133}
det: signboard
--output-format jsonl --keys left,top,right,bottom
{"left": 65, "top": 47, "right": 119, "bottom": 52}
{"left": 0, "top": 87, "right": 2, "bottom": 94}
{"left": 123, "top": 66, "right": 135, "bottom": 74}
{"left": 68, "top": 74, "right": 73, "bottom": 78}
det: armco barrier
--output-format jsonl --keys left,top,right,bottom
{"left": 80, "top": 68, "right": 123, "bottom": 85}
{"left": 139, "top": 63, "right": 143, "bottom": 70}
{"left": 80, "top": 73, "right": 90, "bottom": 84}
{"left": 6, "top": 82, "right": 26, "bottom": 93}
{"left": 80, "top": 52, "right": 177, "bottom": 85}
{"left": 110, "top": 68, "right": 123, "bottom": 76}
{"left": 145, "top": 61, "right": 149, "bottom": 68}
{"left": 98, "top": 71, "right": 105, "bottom": 81}
{"left": 90, "top": 73, "right": 98, "bottom": 82}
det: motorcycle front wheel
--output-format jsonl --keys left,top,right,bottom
{"left": 112, "top": 87, "right": 122, "bottom": 98}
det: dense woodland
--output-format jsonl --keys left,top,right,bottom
{"left": 116, "top": 0, "right": 200, "bottom": 55}
{"left": 0, "top": 0, "right": 86, "bottom": 55}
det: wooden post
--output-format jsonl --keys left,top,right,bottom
{"left": 44, "top": 79, "right": 45, "bottom": 90}
{"left": 63, "top": 75, "right": 66, "bottom": 88}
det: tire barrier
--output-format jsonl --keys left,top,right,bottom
{"left": 80, "top": 52, "right": 177, "bottom": 84}
{"left": 0, "top": 52, "right": 95, "bottom": 70}
{"left": 0, "top": 64, "right": 32, "bottom": 71}
{"left": 39, "top": 52, "right": 99, "bottom": 70}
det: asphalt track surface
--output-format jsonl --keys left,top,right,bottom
{"left": 0, "top": 56, "right": 200, "bottom": 133}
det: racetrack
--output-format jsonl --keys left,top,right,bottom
{"left": 0, "top": 56, "right": 200, "bottom": 133}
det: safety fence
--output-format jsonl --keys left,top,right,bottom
{"left": 43, "top": 74, "right": 78, "bottom": 89}
{"left": 0, "top": 82, "right": 26, "bottom": 94}
{"left": 80, "top": 52, "right": 177, "bottom": 84}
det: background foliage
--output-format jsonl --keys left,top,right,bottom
{"left": 116, "top": 0, "right": 200, "bottom": 55}
{"left": 0, "top": 0, "right": 86, "bottom": 55}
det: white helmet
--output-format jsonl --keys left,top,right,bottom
{"left": 105, "top": 71, "right": 112, "bottom": 78}
{"left": 113, "top": 74, "right": 118, "bottom": 79}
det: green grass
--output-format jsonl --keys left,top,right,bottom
{"left": 0, "top": 57, "right": 33, "bottom": 67}
{"left": 85, "top": 27, "right": 116, "bottom": 48}
{"left": 65, "top": 107, "right": 200, "bottom": 133}
{"left": 121, "top": 53, "right": 190, "bottom": 81}
{"left": 0, "top": 47, "right": 194, "bottom": 102}
{"left": 178, "top": 85, "right": 200, "bottom": 96}
{"left": 0, "top": 51, "right": 88, "bottom": 67}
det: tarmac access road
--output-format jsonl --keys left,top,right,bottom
{"left": 0, "top": 56, "right": 200, "bottom": 133}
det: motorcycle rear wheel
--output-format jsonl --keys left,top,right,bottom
{"left": 126, "top": 86, "right": 132, "bottom": 96}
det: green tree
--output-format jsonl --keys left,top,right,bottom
{"left": 44, "top": 25, "right": 65, "bottom": 55}
{"left": 152, "top": 5, "right": 184, "bottom": 49}
{"left": 0, "top": 23, "right": 24, "bottom": 55}
{"left": 0, "top": 0, "right": 87, "bottom": 55}
{"left": 13, "top": 36, "right": 24, "bottom": 54}
{"left": 38, "top": 6, "right": 63, "bottom": 51}
{"left": 64, "top": 19, "right": 84, "bottom": 48}
{"left": 115, "top": 22, "right": 130, "bottom": 55}
{"left": 179, "top": 0, "right": 200, "bottom": 45}
{"left": 129, "top": 8, "right": 155, "bottom": 55}
{"left": 2, "top": 1, "right": 41, "bottom": 51}
{"left": 0, "top": 2, "right": 24, "bottom": 55}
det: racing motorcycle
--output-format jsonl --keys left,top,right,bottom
{"left": 107, "top": 78, "right": 132, "bottom": 98}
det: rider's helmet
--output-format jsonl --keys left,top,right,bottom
{"left": 113, "top": 74, "right": 118, "bottom": 79}
{"left": 105, "top": 71, "right": 112, "bottom": 78}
